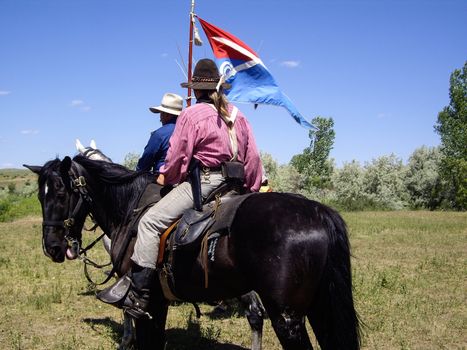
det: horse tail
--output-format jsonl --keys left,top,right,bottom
{"left": 308, "top": 205, "right": 361, "bottom": 350}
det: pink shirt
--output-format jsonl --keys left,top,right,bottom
{"left": 159, "top": 102, "right": 262, "bottom": 192}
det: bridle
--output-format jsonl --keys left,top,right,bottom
{"left": 42, "top": 161, "right": 112, "bottom": 284}
{"left": 41, "top": 167, "right": 91, "bottom": 255}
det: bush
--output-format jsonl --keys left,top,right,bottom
{"left": 362, "top": 154, "right": 408, "bottom": 210}
{"left": 405, "top": 146, "right": 444, "bottom": 210}
{"left": 0, "top": 194, "right": 41, "bottom": 222}
{"left": 331, "top": 160, "right": 371, "bottom": 210}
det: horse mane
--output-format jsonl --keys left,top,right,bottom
{"left": 73, "top": 154, "right": 142, "bottom": 184}
{"left": 72, "top": 154, "right": 152, "bottom": 225}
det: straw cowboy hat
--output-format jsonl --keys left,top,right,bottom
{"left": 181, "top": 58, "right": 231, "bottom": 90}
{"left": 149, "top": 93, "right": 183, "bottom": 115}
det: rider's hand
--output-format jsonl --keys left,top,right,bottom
{"left": 156, "top": 174, "right": 165, "bottom": 186}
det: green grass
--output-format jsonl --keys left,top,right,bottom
{"left": 0, "top": 212, "right": 466, "bottom": 349}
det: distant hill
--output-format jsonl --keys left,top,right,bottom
{"left": 0, "top": 168, "right": 37, "bottom": 198}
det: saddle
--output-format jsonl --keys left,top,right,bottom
{"left": 97, "top": 182, "right": 252, "bottom": 306}
{"left": 157, "top": 193, "right": 253, "bottom": 301}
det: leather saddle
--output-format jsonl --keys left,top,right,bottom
{"left": 96, "top": 181, "right": 252, "bottom": 306}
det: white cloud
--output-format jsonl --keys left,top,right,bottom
{"left": 71, "top": 99, "right": 91, "bottom": 112}
{"left": 71, "top": 99, "right": 84, "bottom": 106}
{"left": 281, "top": 60, "right": 300, "bottom": 68}
{"left": 0, "top": 90, "right": 11, "bottom": 96}
{"left": 161, "top": 53, "right": 169, "bottom": 58}
{"left": 20, "top": 129, "right": 39, "bottom": 135}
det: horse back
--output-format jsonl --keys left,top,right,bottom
{"left": 230, "top": 192, "right": 338, "bottom": 307}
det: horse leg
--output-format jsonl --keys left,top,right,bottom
{"left": 118, "top": 312, "right": 135, "bottom": 350}
{"left": 239, "top": 291, "right": 265, "bottom": 350}
{"left": 263, "top": 302, "right": 312, "bottom": 350}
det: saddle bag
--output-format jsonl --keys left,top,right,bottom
{"left": 221, "top": 161, "right": 245, "bottom": 183}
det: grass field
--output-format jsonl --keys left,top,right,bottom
{"left": 0, "top": 211, "right": 465, "bottom": 349}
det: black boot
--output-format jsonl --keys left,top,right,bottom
{"left": 123, "top": 264, "right": 156, "bottom": 319}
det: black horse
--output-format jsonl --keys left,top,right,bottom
{"left": 25, "top": 155, "right": 360, "bottom": 350}
{"left": 72, "top": 141, "right": 266, "bottom": 350}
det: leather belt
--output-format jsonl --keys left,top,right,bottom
{"left": 202, "top": 166, "right": 222, "bottom": 172}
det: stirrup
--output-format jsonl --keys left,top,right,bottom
{"left": 123, "top": 291, "right": 153, "bottom": 320}
{"left": 96, "top": 275, "right": 131, "bottom": 307}
{"left": 124, "top": 305, "right": 153, "bottom": 320}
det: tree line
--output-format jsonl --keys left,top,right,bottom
{"left": 122, "top": 62, "right": 466, "bottom": 211}
{"left": 261, "top": 62, "right": 466, "bottom": 211}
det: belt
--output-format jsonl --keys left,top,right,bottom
{"left": 202, "top": 165, "right": 222, "bottom": 173}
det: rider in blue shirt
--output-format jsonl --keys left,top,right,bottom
{"left": 136, "top": 93, "right": 183, "bottom": 173}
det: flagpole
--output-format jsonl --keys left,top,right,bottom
{"left": 187, "top": 0, "right": 195, "bottom": 107}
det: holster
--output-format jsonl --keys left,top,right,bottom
{"left": 188, "top": 158, "right": 203, "bottom": 211}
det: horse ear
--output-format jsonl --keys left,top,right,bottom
{"left": 90, "top": 139, "right": 97, "bottom": 149}
{"left": 76, "top": 139, "right": 86, "bottom": 154}
{"left": 23, "top": 164, "right": 42, "bottom": 175}
{"left": 60, "top": 156, "right": 72, "bottom": 175}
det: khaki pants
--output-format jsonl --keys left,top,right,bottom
{"left": 131, "top": 171, "right": 225, "bottom": 269}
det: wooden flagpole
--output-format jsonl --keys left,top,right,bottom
{"left": 187, "top": 0, "right": 195, "bottom": 107}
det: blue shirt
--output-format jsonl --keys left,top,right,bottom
{"left": 136, "top": 120, "right": 176, "bottom": 173}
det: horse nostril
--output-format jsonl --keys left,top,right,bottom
{"left": 48, "top": 246, "right": 57, "bottom": 256}
{"left": 48, "top": 245, "right": 62, "bottom": 259}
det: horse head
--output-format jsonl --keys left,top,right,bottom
{"left": 24, "top": 157, "right": 91, "bottom": 263}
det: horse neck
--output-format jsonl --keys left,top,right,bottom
{"left": 82, "top": 170, "right": 149, "bottom": 234}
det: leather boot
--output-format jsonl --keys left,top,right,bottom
{"left": 123, "top": 264, "right": 156, "bottom": 319}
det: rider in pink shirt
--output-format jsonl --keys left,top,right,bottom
{"left": 123, "top": 58, "right": 263, "bottom": 319}
{"left": 160, "top": 103, "right": 262, "bottom": 192}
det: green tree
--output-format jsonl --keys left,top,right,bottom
{"left": 434, "top": 61, "right": 467, "bottom": 210}
{"left": 274, "top": 164, "right": 307, "bottom": 195}
{"left": 363, "top": 154, "right": 407, "bottom": 210}
{"left": 122, "top": 152, "right": 140, "bottom": 170}
{"left": 291, "top": 116, "right": 335, "bottom": 190}
{"left": 332, "top": 160, "right": 370, "bottom": 210}
{"left": 404, "top": 146, "right": 443, "bottom": 210}
{"left": 260, "top": 152, "right": 278, "bottom": 182}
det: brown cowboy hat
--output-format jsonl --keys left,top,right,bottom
{"left": 181, "top": 58, "right": 231, "bottom": 90}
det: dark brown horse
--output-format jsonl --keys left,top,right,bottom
{"left": 25, "top": 154, "right": 360, "bottom": 350}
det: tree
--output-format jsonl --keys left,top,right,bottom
{"left": 332, "top": 160, "right": 369, "bottom": 210}
{"left": 404, "top": 146, "right": 443, "bottom": 209}
{"left": 122, "top": 152, "right": 140, "bottom": 170}
{"left": 291, "top": 116, "right": 335, "bottom": 190}
{"left": 434, "top": 61, "right": 467, "bottom": 210}
{"left": 362, "top": 154, "right": 407, "bottom": 210}
{"left": 274, "top": 165, "right": 307, "bottom": 195}
{"left": 260, "top": 152, "right": 278, "bottom": 182}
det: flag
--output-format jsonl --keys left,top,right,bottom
{"left": 197, "top": 17, "right": 316, "bottom": 130}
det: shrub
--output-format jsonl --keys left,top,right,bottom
{"left": 361, "top": 154, "right": 409, "bottom": 210}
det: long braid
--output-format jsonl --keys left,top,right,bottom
{"left": 209, "top": 90, "right": 230, "bottom": 119}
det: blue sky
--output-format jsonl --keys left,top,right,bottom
{"left": 1, "top": 0, "right": 466, "bottom": 169}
